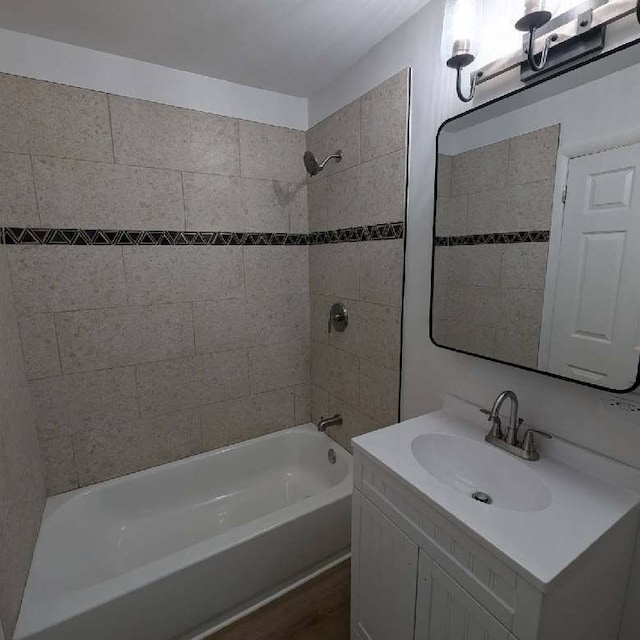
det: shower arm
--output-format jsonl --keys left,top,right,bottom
{"left": 318, "top": 151, "right": 343, "bottom": 170}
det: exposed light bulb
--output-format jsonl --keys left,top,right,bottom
{"left": 441, "top": 0, "right": 483, "bottom": 64}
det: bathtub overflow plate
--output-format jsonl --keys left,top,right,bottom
{"left": 328, "top": 448, "right": 337, "bottom": 464}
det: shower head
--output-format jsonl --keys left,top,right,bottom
{"left": 303, "top": 150, "right": 343, "bottom": 177}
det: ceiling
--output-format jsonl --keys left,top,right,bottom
{"left": 0, "top": 0, "right": 432, "bottom": 97}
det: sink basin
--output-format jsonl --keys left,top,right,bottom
{"left": 411, "top": 433, "right": 552, "bottom": 512}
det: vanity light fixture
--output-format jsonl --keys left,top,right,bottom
{"left": 444, "top": 0, "right": 640, "bottom": 103}
{"left": 442, "top": 0, "right": 484, "bottom": 102}
{"left": 515, "top": 0, "right": 560, "bottom": 71}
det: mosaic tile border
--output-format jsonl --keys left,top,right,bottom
{"left": 435, "top": 230, "right": 550, "bottom": 247}
{"left": 0, "top": 222, "right": 404, "bottom": 247}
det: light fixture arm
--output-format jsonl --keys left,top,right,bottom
{"left": 525, "top": 29, "right": 555, "bottom": 71}
{"left": 455, "top": 66, "right": 479, "bottom": 103}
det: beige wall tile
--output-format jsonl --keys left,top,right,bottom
{"left": 0, "top": 74, "right": 113, "bottom": 161}
{"left": 201, "top": 389, "right": 295, "bottom": 450}
{"left": 110, "top": 95, "right": 239, "bottom": 175}
{"left": 436, "top": 195, "right": 468, "bottom": 236}
{"left": 289, "top": 384, "right": 311, "bottom": 424}
{"left": 240, "top": 178, "right": 293, "bottom": 232}
{"left": 38, "top": 436, "right": 78, "bottom": 495}
{"left": 186, "top": 176, "right": 298, "bottom": 232}
{"left": 326, "top": 394, "right": 379, "bottom": 452}
{"left": 136, "top": 350, "right": 249, "bottom": 416}
{"left": 8, "top": 246, "right": 127, "bottom": 314}
{"left": 73, "top": 409, "right": 202, "bottom": 486}
{"left": 247, "top": 293, "right": 309, "bottom": 346}
{"left": 30, "top": 366, "right": 140, "bottom": 438}
{"left": 124, "top": 246, "right": 244, "bottom": 305}
{"left": 310, "top": 294, "right": 333, "bottom": 344}
{"left": 239, "top": 122, "right": 306, "bottom": 184}
{"left": 326, "top": 165, "right": 363, "bottom": 229}
{"left": 309, "top": 243, "right": 360, "bottom": 299}
{"left": 0, "top": 246, "right": 45, "bottom": 637}
{"left": 56, "top": 304, "right": 195, "bottom": 374}
{"left": 18, "top": 314, "right": 61, "bottom": 380}
{"left": 308, "top": 100, "right": 360, "bottom": 179}
{"left": 505, "top": 288, "right": 545, "bottom": 336}
{"left": 311, "top": 341, "right": 358, "bottom": 406}
{"left": 289, "top": 184, "right": 308, "bottom": 234}
{"left": 358, "top": 360, "right": 400, "bottom": 426}
{"left": 183, "top": 173, "right": 243, "bottom": 230}
{"left": 461, "top": 244, "right": 503, "bottom": 288}
{"left": 244, "top": 246, "right": 309, "bottom": 297}
{"left": 311, "top": 383, "right": 329, "bottom": 424}
{"left": 509, "top": 180, "right": 555, "bottom": 230}
{"left": 437, "top": 154, "right": 452, "bottom": 198}
{"left": 0, "top": 152, "right": 39, "bottom": 226}
{"left": 501, "top": 243, "right": 549, "bottom": 290}
{"left": 194, "top": 298, "right": 254, "bottom": 354}
{"left": 451, "top": 140, "right": 509, "bottom": 196}
{"left": 194, "top": 294, "right": 309, "bottom": 354}
{"left": 307, "top": 180, "right": 328, "bottom": 232}
{"left": 494, "top": 329, "right": 539, "bottom": 368}
{"left": 360, "top": 69, "right": 409, "bottom": 162}
{"left": 361, "top": 149, "right": 407, "bottom": 226}
{"left": 248, "top": 341, "right": 309, "bottom": 394}
{"left": 509, "top": 125, "right": 560, "bottom": 185}
{"left": 439, "top": 322, "right": 496, "bottom": 358}
{"left": 33, "top": 157, "right": 185, "bottom": 230}
{"left": 329, "top": 300, "right": 401, "bottom": 370}
{"left": 359, "top": 239, "right": 404, "bottom": 306}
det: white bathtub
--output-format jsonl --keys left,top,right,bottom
{"left": 15, "top": 424, "right": 352, "bottom": 640}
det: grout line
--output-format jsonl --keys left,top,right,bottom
{"left": 50, "top": 312, "right": 65, "bottom": 377}
{"left": 106, "top": 95, "right": 117, "bottom": 163}
{"left": 180, "top": 171, "right": 188, "bottom": 231}
{"left": 28, "top": 154, "right": 42, "bottom": 226}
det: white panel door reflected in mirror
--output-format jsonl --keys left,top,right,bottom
{"left": 433, "top": 57, "right": 640, "bottom": 392}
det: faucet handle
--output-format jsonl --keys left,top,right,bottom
{"left": 522, "top": 428, "right": 552, "bottom": 456}
{"left": 480, "top": 408, "right": 503, "bottom": 439}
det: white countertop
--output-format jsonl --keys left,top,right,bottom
{"left": 352, "top": 396, "right": 640, "bottom": 591}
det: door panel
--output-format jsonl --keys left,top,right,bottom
{"left": 548, "top": 143, "right": 640, "bottom": 388}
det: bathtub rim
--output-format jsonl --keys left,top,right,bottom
{"left": 16, "top": 424, "right": 352, "bottom": 640}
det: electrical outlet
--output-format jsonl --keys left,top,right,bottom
{"left": 602, "top": 396, "right": 640, "bottom": 418}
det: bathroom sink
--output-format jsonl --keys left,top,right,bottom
{"left": 410, "top": 433, "right": 552, "bottom": 512}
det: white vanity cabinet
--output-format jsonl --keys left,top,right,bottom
{"left": 351, "top": 449, "right": 638, "bottom": 640}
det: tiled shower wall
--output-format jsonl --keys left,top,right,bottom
{"left": 307, "top": 70, "right": 408, "bottom": 450}
{"left": 433, "top": 125, "right": 559, "bottom": 368}
{"left": 0, "top": 245, "right": 45, "bottom": 638}
{"left": 0, "top": 72, "right": 311, "bottom": 494}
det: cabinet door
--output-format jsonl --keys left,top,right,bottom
{"left": 415, "top": 551, "right": 512, "bottom": 640}
{"left": 351, "top": 490, "right": 419, "bottom": 640}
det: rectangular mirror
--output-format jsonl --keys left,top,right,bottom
{"left": 432, "top": 51, "right": 640, "bottom": 392}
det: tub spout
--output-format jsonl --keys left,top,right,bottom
{"left": 317, "top": 414, "right": 342, "bottom": 432}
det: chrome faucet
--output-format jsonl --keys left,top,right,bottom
{"left": 317, "top": 414, "right": 342, "bottom": 432}
{"left": 482, "top": 390, "right": 551, "bottom": 461}
{"left": 489, "top": 390, "right": 521, "bottom": 445}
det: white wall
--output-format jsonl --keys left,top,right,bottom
{"left": 0, "top": 28, "right": 308, "bottom": 130}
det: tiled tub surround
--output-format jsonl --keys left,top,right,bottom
{"left": 0, "top": 72, "right": 311, "bottom": 496}
{"left": 0, "top": 70, "right": 408, "bottom": 497}
{"left": 432, "top": 125, "right": 560, "bottom": 369}
{"left": 308, "top": 70, "right": 409, "bottom": 451}
{"left": 0, "top": 246, "right": 46, "bottom": 638}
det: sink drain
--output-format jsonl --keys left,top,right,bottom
{"left": 471, "top": 491, "right": 493, "bottom": 505}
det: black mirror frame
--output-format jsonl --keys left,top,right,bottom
{"left": 430, "top": 38, "right": 640, "bottom": 394}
